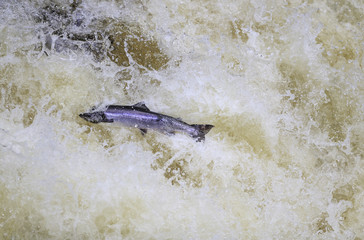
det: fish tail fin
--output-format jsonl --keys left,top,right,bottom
{"left": 191, "top": 124, "right": 214, "bottom": 142}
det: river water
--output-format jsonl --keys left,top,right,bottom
{"left": 0, "top": 0, "right": 363, "bottom": 239}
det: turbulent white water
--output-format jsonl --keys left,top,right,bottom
{"left": 0, "top": 0, "right": 363, "bottom": 239}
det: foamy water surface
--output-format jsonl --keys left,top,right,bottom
{"left": 0, "top": 0, "right": 363, "bottom": 239}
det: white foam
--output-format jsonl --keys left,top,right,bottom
{"left": 0, "top": 0, "right": 363, "bottom": 239}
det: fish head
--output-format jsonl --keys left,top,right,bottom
{"left": 79, "top": 111, "right": 108, "bottom": 123}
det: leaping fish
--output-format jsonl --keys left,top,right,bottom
{"left": 79, "top": 102, "right": 214, "bottom": 141}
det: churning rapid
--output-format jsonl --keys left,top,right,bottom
{"left": 0, "top": 0, "right": 363, "bottom": 239}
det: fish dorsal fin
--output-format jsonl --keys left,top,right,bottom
{"left": 133, "top": 102, "right": 150, "bottom": 111}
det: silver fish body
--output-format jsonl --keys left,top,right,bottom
{"left": 79, "top": 102, "right": 214, "bottom": 141}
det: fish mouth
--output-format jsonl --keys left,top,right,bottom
{"left": 79, "top": 113, "right": 90, "bottom": 120}
{"left": 79, "top": 111, "right": 109, "bottom": 123}
{"left": 79, "top": 112, "right": 98, "bottom": 123}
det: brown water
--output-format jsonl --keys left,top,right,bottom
{"left": 0, "top": 0, "right": 363, "bottom": 239}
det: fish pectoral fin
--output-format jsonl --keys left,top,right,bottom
{"left": 139, "top": 128, "right": 148, "bottom": 135}
{"left": 133, "top": 102, "right": 150, "bottom": 111}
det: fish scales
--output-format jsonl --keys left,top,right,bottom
{"left": 79, "top": 102, "right": 214, "bottom": 141}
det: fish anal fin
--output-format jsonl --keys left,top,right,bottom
{"left": 165, "top": 130, "right": 175, "bottom": 136}
{"left": 133, "top": 102, "right": 150, "bottom": 111}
